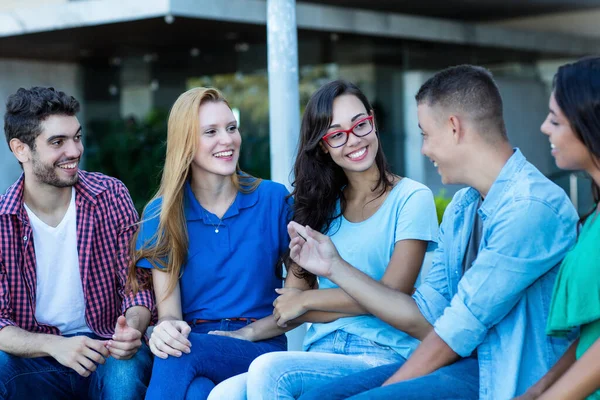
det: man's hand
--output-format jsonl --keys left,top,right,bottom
{"left": 107, "top": 315, "right": 143, "bottom": 360}
{"left": 48, "top": 336, "right": 110, "bottom": 377}
{"left": 149, "top": 320, "right": 192, "bottom": 359}
{"left": 288, "top": 222, "right": 342, "bottom": 278}
{"left": 273, "top": 287, "right": 307, "bottom": 327}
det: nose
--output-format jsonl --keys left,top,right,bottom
{"left": 66, "top": 140, "right": 83, "bottom": 159}
{"left": 346, "top": 130, "right": 362, "bottom": 147}
{"left": 540, "top": 116, "right": 551, "bottom": 137}
{"left": 218, "top": 129, "right": 234, "bottom": 145}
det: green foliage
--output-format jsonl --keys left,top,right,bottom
{"left": 434, "top": 189, "right": 452, "bottom": 224}
{"left": 84, "top": 110, "right": 168, "bottom": 212}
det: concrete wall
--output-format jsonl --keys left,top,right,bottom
{"left": 0, "top": 59, "right": 82, "bottom": 193}
{"left": 491, "top": 9, "right": 600, "bottom": 39}
{"left": 0, "top": 0, "right": 67, "bottom": 13}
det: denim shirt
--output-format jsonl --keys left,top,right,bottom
{"left": 413, "top": 149, "right": 578, "bottom": 399}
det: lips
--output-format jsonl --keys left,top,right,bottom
{"left": 56, "top": 160, "right": 79, "bottom": 170}
{"left": 214, "top": 150, "right": 234, "bottom": 158}
{"left": 346, "top": 146, "right": 368, "bottom": 161}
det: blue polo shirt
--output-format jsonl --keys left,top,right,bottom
{"left": 136, "top": 179, "right": 291, "bottom": 322}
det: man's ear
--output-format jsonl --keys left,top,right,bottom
{"left": 9, "top": 138, "right": 31, "bottom": 164}
{"left": 449, "top": 115, "right": 463, "bottom": 143}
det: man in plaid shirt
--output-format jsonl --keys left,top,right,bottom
{"left": 0, "top": 87, "right": 155, "bottom": 399}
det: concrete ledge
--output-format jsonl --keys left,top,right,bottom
{"left": 0, "top": 0, "right": 597, "bottom": 55}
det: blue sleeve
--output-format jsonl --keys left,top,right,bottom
{"left": 135, "top": 198, "right": 163, "bottom": 269}
{"left": 412, "top": 195, "right": 454, "bottom": 326}
{"left": 394, "top": 187, "right": 439, "bottom": 248}
{"left": 277, "top": 186, "right": 292, "bottom": 258}
{"left": 433, "top": 199, "right": 577, "bottom": 357}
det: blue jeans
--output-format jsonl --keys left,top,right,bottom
{"left": 298, "top": 357, "right": 479, "bottom": 400}
{"left": 0, "top": 333, "right": 152, "bottom": 400}
{"left": 209, "top": 329, "right": 406, "bottom": 400}
{"left": 145, "top": 319, "right": 286, "bottom": 400}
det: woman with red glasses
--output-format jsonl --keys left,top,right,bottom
{"left": 208, "top": 80, "right": 438, "bottom": 399}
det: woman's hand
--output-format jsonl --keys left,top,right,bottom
{"left": 273, "top": 287, "right": 308, "bottom": 327}
{"left": 148, "top": 320, "right": 192, "bottom": 359}
{"left": 288, "top": 222, "right": 342, "bottom": 278}
{"left": 207, "top": 327, "right": 254, "bottom": 341}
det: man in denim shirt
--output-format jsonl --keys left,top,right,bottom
{"left": 289, "top": 65, "right": 578, "bottom": 399}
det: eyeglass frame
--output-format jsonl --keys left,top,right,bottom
{"left": 321, "top": 115, "right": 375, "bottom": 148}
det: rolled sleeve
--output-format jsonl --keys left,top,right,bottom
{"left": 433, "top": 294, "right": 488, "bottom": 356}
{"left": 432, "top": 199, "right": 577, "bottom": 356}
{"left": 0, "top": 258, "right": 16, "bottom": 331}
{"left": 413, "top": 282, "right": 450, "bottom": 326}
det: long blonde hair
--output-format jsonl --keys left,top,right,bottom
{"left": 128, "top": 87, "right": 260, "bottom": 298}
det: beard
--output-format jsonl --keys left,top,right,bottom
{"left": 31, "top": 153, "right": 79, "bottom": 188}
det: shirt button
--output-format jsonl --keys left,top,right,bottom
{"left": 23, "top": 236, "right": 27, "bottom": 241}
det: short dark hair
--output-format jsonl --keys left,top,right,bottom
{"left": 416, "top": 65, "right": 507, "bottom": 140}
{"left": 4, "top": 86, "right": 80, "bottom": 150}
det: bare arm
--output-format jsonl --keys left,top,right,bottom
{"left": 288, "top": 223, "right": 432, "bottom": 339}
{"left": 0, "top": 325, "right": 60, "bottom": 358}
{"left": 383, "top": 330, "right": 458, "bottom": 386}
{"left": 147, "top": 269, "right": 192, "bottom": 359}
{"left": 538, "top": 338, "right": 600, "bottom": 399}
{"left": 515, "top": 339, "right": 578, "bottom": 399}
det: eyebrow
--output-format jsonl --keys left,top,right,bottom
{"left": 329, "top": 113, "right": 366, "bottom": 129}
{"left": 201, "top": 120, "right": 238, "bottom": 130}
{"left": 549, "top": 109, "right": 557, "bottom": 116}
{"left": 46, "top": 126, "right": 82, "bottom": 143}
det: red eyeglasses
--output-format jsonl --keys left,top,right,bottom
{"left": 322, "top": 115, "right": 374, "bottom": 148}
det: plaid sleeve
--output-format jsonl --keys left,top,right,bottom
{"left": 0, "top": 251, "right": 16, "bottom": 331}
{"left": 113, "top": 183, "right": 155, "bottom": 315}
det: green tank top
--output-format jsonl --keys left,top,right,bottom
{"left": 547, "top": 212, "right": 600, "bottom": 400}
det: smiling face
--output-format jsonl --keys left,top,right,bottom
{"left": 321, "top": 94, "right": 378, "bottom": 174}
{"left": 418, "top": 103, "right": 462, "bottom": 185}
{"left": 191, "top": 101, "right": 241, "bottom": 180}
{"left": 541, "top": 92, "right": 595, "bottom": 172}
{"left": 22, "top": 115, "right": 83, "bottom": 188}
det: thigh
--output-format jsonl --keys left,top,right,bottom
{"left": 348, "top": 357, "right": 480, "bottom": 400}
{"left": 247, "top": 351, "right": 401, "bottom": 400}
{"left": 90, "top": 343, "right": 153, "bottom": 400}
{"left": 147, "top": 333, "right": 282, "bottom": 400}
{"left": 298, "top": 362, "right": 404, "bottom": 400}
{"left": 0, "top": 350, "right": 75, "bottom": 400}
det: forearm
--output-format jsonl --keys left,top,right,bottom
{"left": 521, "top": 339, "right": 578, "bottom": 397}
{"left": 540, "top": 338, "right": 600, "bottom": 399}
{"left": 384, "top": 330, "right": 459, "bottom": 385}
{"left": 0, "top": 326, "right": 61, "bottom": 358}
{"left": 241, "top": 315, "right": 300, "bottom": 341}
{"left": 329, "top": 259, "right": 431, "bottom": 339}
{"left": 294, "top": 310, "right": 355, "bottom": 324}
{"left": 124, "top": 306, "right": 152, "bottom": 335}
{"left": 301, "top": 288, "right": 368, "bottom": 315}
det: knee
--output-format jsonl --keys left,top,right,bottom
{"left": 100, "top": 349, "right": 152, "bottom": 399}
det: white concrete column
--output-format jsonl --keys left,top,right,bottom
{"left": 267, "top": 0, "right": 305, "bottom": 350}
{"left": 267, "top": 0, "right": 300, "bottom": 189}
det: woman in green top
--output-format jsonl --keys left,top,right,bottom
{"left": 516, "top": 57, "right": 600, "bottom": 399}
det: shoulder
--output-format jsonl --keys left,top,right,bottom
{"left": 78, "top": 170, "right": 130, "bottom": 199}
{"left": 255, "top": 179, "right": 290, "bottom": 197}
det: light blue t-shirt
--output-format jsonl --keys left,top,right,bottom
{"left": 136, "top": 179, "right": 291, "bottom": 322}
{"left": 303, "top": 178, "right": 439, "bottom": 358}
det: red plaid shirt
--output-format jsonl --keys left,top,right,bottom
{"left": 0, "top": 171, "right": 154, "bottom": 338}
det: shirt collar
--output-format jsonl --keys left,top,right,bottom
{"left": 454, "top": 148, "right": 526, "bottom": 219}
{"left": 0, "top": 170, "right": 104, "bottom": 217}
{"left": 183, "top": 180, "right": 259, "bottom": 222}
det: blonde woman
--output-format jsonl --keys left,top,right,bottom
{"left": 128, "top": 88, "right": 302, "bottom": 399}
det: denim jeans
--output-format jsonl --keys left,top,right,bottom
{"left": 297, "top": 357, "right": 479, "bottom": 400}
{"left": 145, "top": 319, "right": 286, "bottom": 400}
{"left": 0, "top": 333, "right": 152, "bottom": 400}
{"left": 208, "top": 329, "right": 406, "bottom": 400}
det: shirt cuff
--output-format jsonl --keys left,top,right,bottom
{"left": 433, "top": 294, "right": 488, "bottom": 357}
{"left": 413, "top": 283, "right": 450, "bottom": 326}
{"left": 122, "top": 289, "right": 155, "bottom": 315}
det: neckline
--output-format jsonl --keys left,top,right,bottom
{"left": 341, "top": 178, "right": 406, "bottom": 226}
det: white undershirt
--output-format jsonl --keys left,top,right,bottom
{"left": 24, "top": 188, "right": 91, "bottom": 335}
